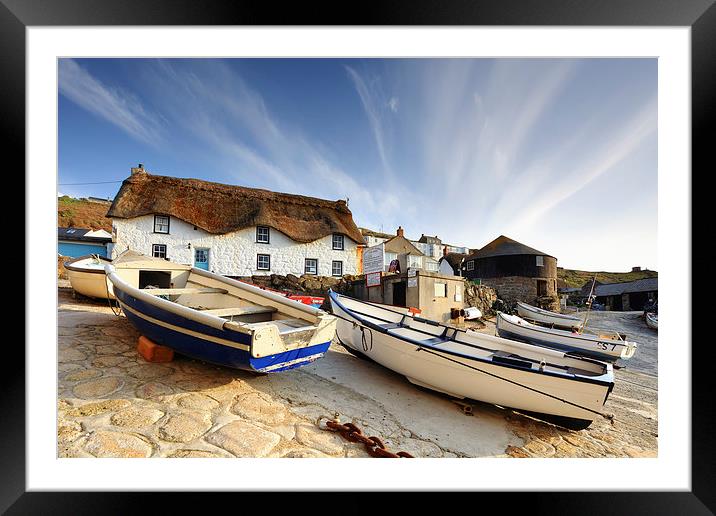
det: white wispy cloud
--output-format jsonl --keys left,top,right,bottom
{"left": 58, "top": 59, "right": 163, "bottom": 146}
{"left": 138, "top": 60, "right": 405, "bottom": 229}
{"left": 344, "top": 65, "right": 394, "bottom": 177}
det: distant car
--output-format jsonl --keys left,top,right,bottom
{"left": 590, "top": 303, "right": 605, "bottom": 311}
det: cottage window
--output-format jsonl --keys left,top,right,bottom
{"left": 332, "top": 260, "right": 343, "bottom": 277}
{"left": 332, "top": 234, "right": 345, "bottom": 250}
{"left": 154, "top": 215, "right": 170, "bottom": 234}
{"left": 256, "top": 226, "right": 270, "bottom": 244}
{"left": 152, "top": 244, "right": 167, "bottom": 259}
{"left": 257, "top": 254, "right": 271, "bottom": 271}
{"left": 434, "top": 282, "right": 447, "bottom": 297}
{"left": 425, "top": 259, "right": 439, "bottom": 272}
{"left": 466, "top": 260, "right": 475, "bottom": 271}
{"left": 536, "top": 255, "right": 544, "bottom": 267}
{"left": 305, "top": 258, "right": 318, "bottom": 275}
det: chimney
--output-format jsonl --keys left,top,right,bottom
{"left": 396, "top": 226, "right": 404, "bottom": 237}
{"left": 130, "top": 163, "right": 146, "bottom": 176}
{"left": 443, "top": 245, "right": 448, "bottom": 257}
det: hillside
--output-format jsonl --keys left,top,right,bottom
{"left": 58, "top": 196, "right": 112, "bottom": 231}
{"left": 558, "top": 267, "right": 658, "bottom": 289}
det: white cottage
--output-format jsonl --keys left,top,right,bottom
{"left": 106, "top": 166, "right": 363, "bottom": 278}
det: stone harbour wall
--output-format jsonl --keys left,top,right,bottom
{"left": 480, "top": 276, "right": 560, "bottom": 312}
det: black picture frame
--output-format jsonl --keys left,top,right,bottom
{"left": 10, "top": 0, "right": 710, "bottom": 512}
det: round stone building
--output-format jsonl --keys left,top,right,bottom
{"left": 461, "top": 235, "right": 559, "bottom": 310}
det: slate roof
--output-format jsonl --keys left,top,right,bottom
{"left": 466, "top": 235, "right": 554, "bottom": 260}
{"left": 594, "top": 278, "right": 658, "bottom": 296}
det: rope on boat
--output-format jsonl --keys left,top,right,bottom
{"left": 329, "top": 310, "right": 614, "bottom": 423}
{"left": 104, "top": 274, "right": 123, "bottom": 317}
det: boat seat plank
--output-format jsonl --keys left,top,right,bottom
{"left": 143, "top": 287, "right": 228, "bottom": 296}
{"left": 200, "top": 306, "right": 278, "bottom": 317}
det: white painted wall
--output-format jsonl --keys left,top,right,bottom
{"left": 112, "top": 215, "right": 359, "bottom": 277}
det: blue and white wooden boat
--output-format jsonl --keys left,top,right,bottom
{"left": 105, "top": 263, "right": 337, "bottom": 373}
{"left": 496, "top": 312, "right": 637, "bottom": 363}
{"left": 329, "top": 291, "right": 614, "bottom": 430}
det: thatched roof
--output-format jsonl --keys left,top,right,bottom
{"left": 466, "top": 235, "right": 554, "bottom": 260}
{"left": 107, "top": 170, "right": 364, "bottom": 244}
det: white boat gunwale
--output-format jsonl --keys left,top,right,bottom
{"left": 517, "top": 301, "right": 580, "bottom": 322}
{"left": 63, "top": 254, "right": 112, "bottom": 274}
{"left": 498, "top": 312, "right": 632, "bottom": 345}
{"left": 329, "top": 291, "right": 613, "bottom": 388}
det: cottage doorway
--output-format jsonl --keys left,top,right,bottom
{"left": 194, "top": 248, "right": 210, "bottom": 270}
{"left": 392, "top": 281, "right": 407, "bottom": 307}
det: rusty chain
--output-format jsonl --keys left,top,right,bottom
{"left": 317, "top": 415, "right": 413, "bottom": 458}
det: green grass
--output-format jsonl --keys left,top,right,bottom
{"left": 558, "top": 267, "right": 658, "bottom": 289}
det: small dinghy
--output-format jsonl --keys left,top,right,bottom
{"left": 106, "top": 262, "right": 337, "bottom": 373}
{"left": 517, "top": 301, "right": 581, "bottom": 330}
{"left": 645, "top": 312, "right": 658, "bottom": 330}
{"left": 497, "top": 312, "right": 637, "bottom": 363}
{"left": 329, "top": 291, "right": 614, "bottom": 430}
{"left": 64, "top": 254, "right": 114, "bottom": 299}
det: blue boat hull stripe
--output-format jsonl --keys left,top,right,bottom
{"left": 119, "top": 301, "right": 251, "bottom": 352}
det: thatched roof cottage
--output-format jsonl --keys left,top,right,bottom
{"left": 106, "top": 165, "right": 363, "bottom": 277}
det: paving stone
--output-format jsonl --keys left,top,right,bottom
{"left": 177, "top": 393, "right": 220, "bottom": 411}
{"left": 72, "top": 377, "right": 125, "bottom": 399}
{"left": 158, "top": 412, "right": 213, "bottom": 443}
{"left": 393, "top": 437, "right": 443, "bottom": 458}
{"left": 83, "top": 431, "right": 154, "bottom": 458}
{"left": 65, "top": 369, "right": 103, "bottom": 382}
{"left": 294, "top": 423, "right": 346, "bottom": 456}
{"left": 230, "top": 392, "right": 288, "bottom": 425}
{"left": 111, "top": 407, "right": 165, "bottom": 428}
{"left": 95, "top": 343, "right": 131, "bottom": 355}
{"left": 92, "top": 356, "right": 128, "bottom": 368}
{"left": 57, "top": 399, "right": 73, "bottom": 411}
{"left": 58, "top": 363, "right": 84, "bottom": 373}
{"left": 281, "top": 447, "right": 331, "bottom": 458}
{"left": 271, "top": 424, "right": 297, "bottom": 441}
{"left": 135, "top": 382, "right": 175, "bottom": 399}
{"left": 59, "top": 348, "right": 87, "bottom": 362}
{"left": 167, "top": 449, "right": 228, "bottom": 458}
{"left": 523, "top": 440, "right": 556, "bottom": 457}
{"left": 65, "top": 399, "right": 131, "bottom": 417}
{"left": 205, "top": 421, "right": 281, "bottom": 457}
{"left": 58, "top": 420, "right": 83, "bottom": 444}
{"left": 505, "top": 445, "right": 532, "bottom": 458}
{"left": 126, "top": 364, "right": 174, "bottom": 380}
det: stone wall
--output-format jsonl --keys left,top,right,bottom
{"left": 463, "top": 282, "right": 498, "bottom": 317}
{"left": 480, "top": 275, "right": 560, "bottom": 312}
{"left": 236, "top": 273, "right": 357, "bottom": 310}
{"left": 112, "top": 215, "right": 359, "bottom": 278}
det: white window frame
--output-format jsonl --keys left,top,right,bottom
{"left": 332, "top": 234, "right": 345, "bottom": 250}
{"left": 305, "top": 258, "right": 318, "bottom": 275}
{"left": 152, "top": 244, "right": 167, "bottom": 259}
{"left": 257, "top": 253, "right": 271, "bottom": 271}
{"left": 408, "top": 254, "right": 422, "bottom": 269}
{"left": 434, "top": 282, "right": 447, "bottom": 297}
{"left": 466, "top": 260, "right": 475, "bottom": 271}
{"left": 256, "top": 226, "right": 270, "bottom": 244}
{"left": 536, "top": 255, "right": 544, "bottom": 267}
{"left": 154, "top": 215, "right": 170, "bottom": 234}
{"left": 332, "top": 260, "right": 343, "bottom": 277}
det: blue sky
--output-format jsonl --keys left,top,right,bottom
{"left": 58, "top": 58, "right": 657, "bottom": 271}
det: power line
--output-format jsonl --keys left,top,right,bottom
{"left": 58, "top": 180, "right": 124, "bottom": 185}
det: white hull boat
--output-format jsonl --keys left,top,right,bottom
{"left": 645, "top": 312, "right": 658, "bottom": 330}
{"left": 64, "top": 251, "right": 193, "bottom": 300}
{"left": 329, "top": 291, "right": 614, "bottom": 430}
{"left": 497, "top": 312, "right": 637, "bottom": 363}
{"left": 517, "top": 301, "right": 581, "bottom": 330}
{"left": 64, "top": 254, "right": 114, "bottom": 299}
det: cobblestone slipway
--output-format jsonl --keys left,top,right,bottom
{"left": 57, "top": 287, "right": 657, "bottom": 458}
